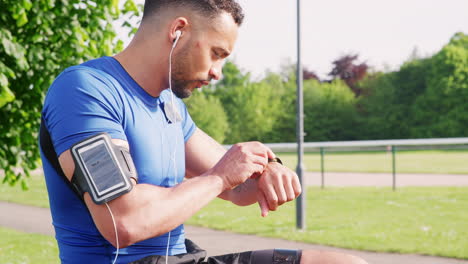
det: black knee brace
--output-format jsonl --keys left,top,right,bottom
{"left": 250, "top": 249, "right": 302, "bottom": 264}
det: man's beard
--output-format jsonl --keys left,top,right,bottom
{"left": 171, "top": 78, "right": 194, "bottom": 99}
{"left": 170, "top": 44, "right": 196, "bottom": 99}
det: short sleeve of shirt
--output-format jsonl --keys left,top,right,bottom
{"left": 42, "top": 66, "right": 127, "bottom": 156}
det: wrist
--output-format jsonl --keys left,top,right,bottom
{"left": 201, "top": 170, "right": 229, "bottom": 192}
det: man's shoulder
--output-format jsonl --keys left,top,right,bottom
{"left": 49, "top": 57, "right": 122, "bottom": 96}
{"left": 60, "top": 57, "right": 116, "bottom": 84}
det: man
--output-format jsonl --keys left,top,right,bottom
{"left": 40, "top": 0, "right": 368, "bottom": 263}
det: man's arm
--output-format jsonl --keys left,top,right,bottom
{"left": 185, "top": 128, "right": 302, "bottom": 216}
{"left": 58, "top": 138, "right": 271, "bottom": 248}
{"left": 184, "top": 128, "right": 257, "bottom": 204}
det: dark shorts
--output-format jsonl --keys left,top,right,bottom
{"left": 130, "top": 239, "right": 302, "bottom": 264}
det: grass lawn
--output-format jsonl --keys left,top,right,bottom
{"left": 0, "top": 227, "right": 59, "bottom": 264}
{"left": 0, "top": 174, "right": 49, "bottom": 208}
{"left": 188, "top": 186, "right": 468, "bottom": 259}
{"left": 1, "top": 176, "right": 467, "bottom": 259}
{"left": 279, "top": 150, "right": 468, "bottom": 174}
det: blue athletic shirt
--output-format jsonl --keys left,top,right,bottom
{"left": 40, "top": 56, "right": 197, "bottom": 263}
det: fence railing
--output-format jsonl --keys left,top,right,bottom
{"left": 263, "top": 138, "right": 468, "bottom": 190}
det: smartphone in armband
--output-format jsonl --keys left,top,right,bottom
{"left": 70, "top": 133, "right": 137, "bottom": 204}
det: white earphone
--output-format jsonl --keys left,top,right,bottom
{"left": 172, "top": 30, "right": 182, "bottom": 48}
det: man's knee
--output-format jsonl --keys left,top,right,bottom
{"left": 300, "top": 250, "right": 368, "bottom": 264}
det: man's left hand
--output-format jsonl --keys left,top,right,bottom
{"left": 256, "top": 162, "right": 302, "bottom": 217}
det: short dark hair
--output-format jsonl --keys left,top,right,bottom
{"left": 143, "top": 0, "right": 245, "bottom": 26}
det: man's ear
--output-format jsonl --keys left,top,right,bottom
{"left": 169, "top": 17, "right": 189, "bottom": 44}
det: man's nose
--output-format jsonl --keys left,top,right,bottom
{"left": 209, "top": 64, "right": 223, "bottom": 81}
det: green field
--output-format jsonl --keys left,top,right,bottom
{"left": 1, "top": 149, "right": 467, "bottom": 261}
{"left": 279, "top": 150, "right": 468, "bottom": 174}
{"left": 188, "top": 186, "right": 468, "bottom": 259}
{"left": 0, "top": 173, "right": 49, "bottom": 208}
{"left": 0, "top": 227, "right": 59, "bottom": 264}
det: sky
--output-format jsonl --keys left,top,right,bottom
{"left": 118, "top": 0, "right": 468, "bottom": 80}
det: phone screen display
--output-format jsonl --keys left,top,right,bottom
{"left": 78, "top": 141, "right": 125, "bottom": 195}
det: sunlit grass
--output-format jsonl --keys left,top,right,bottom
{"left": 0, "top": 227, "right": 59, "bottom": 264}
{"left": 1, "top": 150, "right": 467, "bottom": 260}
{"left": 0, "top": 174, "right": 49, "bottom": 208}
{"left": 279, "top": 150, "right": 468, "bottom": 174}
{"left": 188, "top": 186, "right": 468, "bottom": 259}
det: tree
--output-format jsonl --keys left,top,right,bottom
{"left": 356, "top": 72, "right": 403, "bottom": 139}
{"left": 303, "top": 80, "right": 359, "bottom": 141}
{"left": 215, "top": 61, "right": 250, "bottom": 89}
{"left": 218, "top": 81, "right": 284, "bottom": 143}
{"left": 0, "top": 0, "right": 140, "bottom": 188}
{"left": 303, "top": 67, "right": 320, "bottom": 81}
{"left": 356, "top": 57, "right": 431, "bottom": 140}
{"left": 329, "top": 54, "right": 368, "bottom": 96}
{"left": 213, "top": 62, "right": 285, "bottom": 143}
{"left": 262, "top": 71, "right": 297, "bottom": 143}
{"left": 410, "top": 32, "right": 468, "bottom": 138}
{"left": 356, "top": 32, "right": 467, "bottom": 140}
{"left": 185, "top": 91, "right": 229, "bottom": 143}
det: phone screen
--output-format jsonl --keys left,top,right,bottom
{"left": 79, "top": 140, "right": 125, "bottom": 195}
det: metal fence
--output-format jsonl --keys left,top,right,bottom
{"left": 264, "top": 137, "right": 468, "bottom": 191}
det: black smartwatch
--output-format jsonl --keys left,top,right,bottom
{"left": 268, "top": 157, "right": 283, "bottom": 165}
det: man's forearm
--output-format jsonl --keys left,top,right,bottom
{"left": 87, "top": 173, "right": 225, "bottom": 248}
{"left": 219, "top": 178, "right": 259, "bottom": 206}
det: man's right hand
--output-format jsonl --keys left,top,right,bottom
{"left": 204, "top": 142, "right": 275, "bottom": 190}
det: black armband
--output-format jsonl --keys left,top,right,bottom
{"left": 70, "top": 133, "right": 138, "bottom": 204}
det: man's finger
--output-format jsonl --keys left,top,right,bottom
{"left": 250, "top": 172, "right": 262, "bottom": 179}
{"left": 251, "top": 154, "right": 269, "bottom": 168}
{"left": 257, "top": 192, "right": 269, "bottom": 217}
{"left": 292, "top": 174, "right": 302, "bottom": 197}
{"left": 284, "top": 176, "right": 296, "bottom": 201}
{"left": 273, "top": 175, "right": 287, "bottom": 205}
{"left": 265, "top": 147, "right": 276, "bottom": 160}
{"left": 264, "top": 184, "right": 279, "bottom": 211}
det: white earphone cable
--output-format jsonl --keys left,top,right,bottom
{"left": 168, "top": 31, "right": 181, "bottom": 109}
{"left": 103, "top": 31, "right": 182, "bottom": 264}
{"left": 165, "top": 30, "right": 181, "bottom": 264}
{"left": 105, "top": 202, "right": 119, "bottom": 264}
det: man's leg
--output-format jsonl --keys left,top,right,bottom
{"left": 208, "top": 249, "right": 368, "bottom": 264}
{"left": 300, "top": 250, "right": 368, "bottom": 264}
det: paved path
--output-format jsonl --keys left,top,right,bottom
{"left": 1, "top": 201, "right": 467, "bottom": 264}
{"left": 3, "top": 169, "right": 467, "bottom": 187}
{"left": 305, "top": 172, "right": 468, "bottom": 187}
